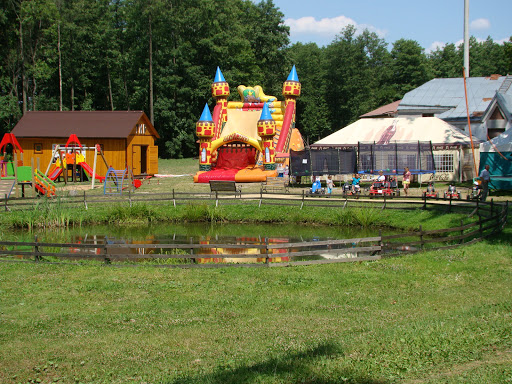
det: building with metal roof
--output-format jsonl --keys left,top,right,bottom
{"left": 397, "top": 75, "right": 512, "bottom": 141}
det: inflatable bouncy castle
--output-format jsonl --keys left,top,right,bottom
{"left": 194, "top": 66, "right": 304, "bottom": 183}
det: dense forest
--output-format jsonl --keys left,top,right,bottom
{"left": 1, "top": 0, "right": 511, "bottom": 157}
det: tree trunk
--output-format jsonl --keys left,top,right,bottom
{"left": 19, "top": 19, "right": 27, "bottom": 115}
{"left": 108, "top": 65, "right": 114, "bottom": 110}
{"left": 71, "top": 79, "right": 74, "bottom": 111}
{"left": 58, "top": 22, "right": 62, "bottom": 111}
{"left": 149, "top": 14, "right": 154, "bottom": 125}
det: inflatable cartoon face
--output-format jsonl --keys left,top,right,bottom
{"left": 238, "top": 85, "right": 260, "bottom": 103}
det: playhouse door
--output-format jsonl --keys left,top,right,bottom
{"left": 132, "top": 145, "right": 141, "bottom": 175}
{"left": 132, "top": 145, "right": 148, "bottom": 175}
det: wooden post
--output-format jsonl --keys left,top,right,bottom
{"left": 83, "top": 190, "right": 88, "bottom": 210}
{"left": 259, "top": 189, "right": 262, "bottom": 208}
{"left": 423, "top": 192, "right": 427, "bottom": 210}
{"left": 265, "top": 237, "right": 270, "bottom": 265}
{"left": 128, "top": 188, "right": 132, "bottom": 207}
{"left": 34, "top": 235, "right": 40, "bottom": 262}
{"left": 92, "top": 145, "right": 98, "bottom": 189}
{"left": 419, "top": 225, "right": 424, "bottom": 250}
{"left": 459, "top": 219, "right": 464, "bottom": 245}
{"left": 31, "top": 158, "right": 36, "bottom": 197}
{"left": 490, "top": 199, "right": 494, "bottom": 216}
{"left": 382, "top": 194, "right": 386, "bottom": 210}
{"left": 448, "top": 195, "right": 452, "bottom": 213}
{"left": 378, "top": 229, "right": 383, "bottom": 255}
{"left": 172, "top": 189, "right": 176, "bottom": 208}
{"left": 103, "top": 237, "right": 111, "bottom": 264}
{"left": 4, "top": 194, "right": 7, "bottom": 211}
{"left": 300, "top": 190, "right": 304, "bottom": 210}
{"left": 59, "top": 149, "right": 67, "bottom": 185}
{"left": 14, "top": 152, "right": 18, "bottom": 198}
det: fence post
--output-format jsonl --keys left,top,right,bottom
{"left": 419, "top": 225, "right": 424, "bottom": 250}
{"left": 459, "top": 219, "right": 464, "bottom": 245}
{"left": 476, "top": 198, "right": 480, "bottom": 216}
{"left": 265, "top": 237, "right": 270, "bottom": 265}
{"left": 423, "top": 192, "right": 427, "bottom": 210}
{"left": 382, "top": 194, "right": 386, "bottom": 210}
{"left": 4, "top": 194, "right": 7, "bottom": 212}
{"left": 490, "top": 199, "right": 494, "bottom": 216}
{"left": 479, "top": 214, "right": 483, "bottom": 239}
{"left": 83, "top": 190, "right": 88, "bottom": 210}
{"left": 378, "top": 229, "right": 383, "bottom": 255}
{"left": 259, "top": 189, "right": 262, "bottom": 208}
{"left": 129, "top": 188, "right": 132, "bottom": 208}
{"left": 172, "top": 189, "right": 176, "bottom": 208}
{"left": 103, "top": 237, "right": 111, "bottom": 264}
{"left": 34, "top": 235, "right": 40, "bottom": 262}
{"left": 448, "top": 195, "right": 452, "bottom": 213}
{"left": 189, "top": 237, "right": 194, "bottom": 261}
{"left": 300, "top": 190, "right": 304, "bottom": 210}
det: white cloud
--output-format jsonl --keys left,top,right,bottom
{"left": 285, "top": 15, "right": 386, "bottom": 40}
{"left": 470, "top": 18, "right": 490, "bottom": 30}
{"left": 426, "top": 41, "right": 446, "bottom": 53}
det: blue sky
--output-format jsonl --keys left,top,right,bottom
{"left": 273, "top": 0, "right": 512, "bottom": 52}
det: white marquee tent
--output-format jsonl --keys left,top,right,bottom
{"left": 311, "top": 117, "right": 480, "bottom": 181}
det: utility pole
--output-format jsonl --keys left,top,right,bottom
{"left": 464, "top": 0, "right": 470, "bottom": 78}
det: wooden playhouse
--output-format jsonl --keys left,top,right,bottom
{"left": 11, "top": 111, "right": 159, "bottom": 177}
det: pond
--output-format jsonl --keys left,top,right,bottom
{"left": 3, "top": 223, "right": 387, "bottom": 264}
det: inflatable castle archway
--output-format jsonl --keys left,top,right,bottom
{"left": 194, "top": 66, "right": 304, "bottom": 183}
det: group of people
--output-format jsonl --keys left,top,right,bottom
{"left": 312, "top": 167, "right": 413, "bottom": 196}
{"left": 310, "top": 164, "right": 493, "bottom": 201}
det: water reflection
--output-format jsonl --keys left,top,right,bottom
{"left": 6, "top": 223, "right": 383, "bottom": 264}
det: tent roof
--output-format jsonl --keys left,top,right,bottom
{"left": 312, "top": 117, "right": 479, "bottom": 147}
{"left": 11, "top": 111, "right": 160, "bottom": 139}
{"left": 480, "top": 127, "right": 512, "bottom": 152}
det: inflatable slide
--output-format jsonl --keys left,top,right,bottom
{"left": 194, "top": 66, "right": 304, "bottom": 183}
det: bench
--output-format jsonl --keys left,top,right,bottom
{"left": 209, "top": 180, "right": 241, "bottom": 203}
{"left": 261, "top": 176, "right": 289, "bottom": 193}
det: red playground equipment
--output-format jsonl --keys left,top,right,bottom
{"left": 444, "top": 184, "right": 461, "bottom": 200}
{"left": 423, "top": 182, "right": 439, "bottom": 199}
{"left": 45, "top": 134, "right": 107, "bottom": 188}
{"left": 0, "top": 133, "right": 23, "bottom": 177}
{"left": 368, "top": 178, "right": 400, "bottom": 197}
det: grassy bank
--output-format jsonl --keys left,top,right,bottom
{"left": 0, "top": 199, "right": 473, "bottom": 233}
{"left": 0, "top": 226, "right": 511, "bottom": 383}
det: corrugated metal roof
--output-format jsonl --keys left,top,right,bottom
{"left": 11, "top": 111, "right": 160, "bottom": 139}
{"left": 398, "top": 76, "right": 506, "bottom": 121}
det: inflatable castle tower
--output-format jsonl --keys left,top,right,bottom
{"left": 194, "top": 66, "right": 303, "bottom": 183}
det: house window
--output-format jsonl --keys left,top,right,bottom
{"left": 434, "top": 153, "right": 454, "bottom": 173}
{"left": 422, "top": 113, "right": 434, "bottom": 117}
{"left": 136, "top": 124, "right": 146, "bottom": 135}
{"left": 34, "top": 143, "right": 43, "bottom": 154}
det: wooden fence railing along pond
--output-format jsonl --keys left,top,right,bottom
{"left": 0, "top": 191, "right": 508, "bottom": 268}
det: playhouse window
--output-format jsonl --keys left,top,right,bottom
{"left": 34, "top": 143, "right": 43, "bottom": 154}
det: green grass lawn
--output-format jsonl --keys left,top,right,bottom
{"left": 1, "top": 225, "right": 511, "bottom": 383}
{"left": 1, "top": 158, "right": 511, "bottom": 383}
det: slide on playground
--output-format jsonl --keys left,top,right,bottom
{"left": 194, "top": 66, "right": 304, "bottom": 183}
{"left": 48, "top": 166, "right": 62, "bottom": 181}
{"left": 79, "top": 161, "right": 105, "bottom": 182}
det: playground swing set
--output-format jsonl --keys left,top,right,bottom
{"left": 0, "top": 132, "right": 141, "bottom": 199}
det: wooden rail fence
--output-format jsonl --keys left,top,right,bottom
{"left": 0, "top": 199, "right": 507, "bottom": 268}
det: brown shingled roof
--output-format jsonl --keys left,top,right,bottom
{"left": 360, "top": 100, "right": 401, "bottom": 118}
{"left": 11, "top": 111, "right": 160, "bottom": 139}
